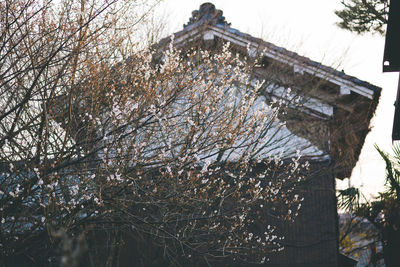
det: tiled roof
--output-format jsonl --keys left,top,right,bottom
{"left": 169, "top": 3, "right": 381, "bottom": 98}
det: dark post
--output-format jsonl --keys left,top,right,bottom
{"left": 392, "top": 74, "right": 400, "bottom": 140}
{"left": 383, "top": 0, "right": 400, "bottom": 72}
{"left": 383, "top": 0, "right": 400, "bottom": 140}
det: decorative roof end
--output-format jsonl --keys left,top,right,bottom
{"left": 184, "top": 3, "right": 231, "bottom": 28}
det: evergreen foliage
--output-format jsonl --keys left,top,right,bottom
{"left": 338, "top": 144, "right": 400, "bottom": 266}
{"left": 335, "top": 0, "right": 388, "bottom": 34}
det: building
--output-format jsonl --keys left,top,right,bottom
{"left": 155, "top": 3, "right": 381, "bottom": 266}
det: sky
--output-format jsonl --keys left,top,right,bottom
{"left": 154, "top": 0, "right": 399, "bottom": 199}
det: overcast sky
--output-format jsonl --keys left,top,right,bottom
{"left": 155, "top": 0, "right": 399, "bottom": 199}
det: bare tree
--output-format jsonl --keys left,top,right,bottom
{"left": 0, "top": 1, "right": 310, "bottom": 266}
